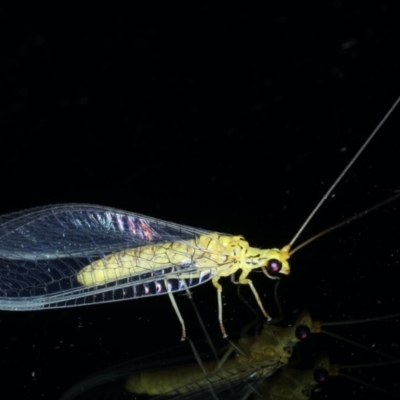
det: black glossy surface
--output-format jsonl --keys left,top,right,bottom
{"left": 1, "top": 3, "right": 399, "bottom": 399}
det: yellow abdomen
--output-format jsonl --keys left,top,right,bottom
{"left": 76, "top": 233, "right": 239, "bottom": 286}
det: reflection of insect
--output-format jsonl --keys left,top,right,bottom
{"left": 58, "top": 310, "right": 399, "bottom": 399}
{"left": 59, "top": 311, "right": 311, "bottom": 399}
{"left": 124, "top": 312, "right": 312, "bottom": 397}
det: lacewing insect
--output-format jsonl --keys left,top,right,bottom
{"left": 0, "top": 204, "right": 290, "bottom": 339}
{"left": 0, "top": 97, "right": 399, "bottom": 340}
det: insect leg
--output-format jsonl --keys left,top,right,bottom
{"left": 167, "top": 283, "right": 187, "bottom": 341}
{"left": 237, "top": 269, "right": 272, "bottom": 322}
{"left": 213, "top": 270, "right": 273, "bottom": 338}
{"left": 212, "top": 277, "right": 229, "bottom": 338}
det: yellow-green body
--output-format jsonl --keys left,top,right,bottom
{"left": 76, "top": 232, "right": 291, "bottom": 338}
{"left": 76, "top": 233, "right": 290, "bottom": 287}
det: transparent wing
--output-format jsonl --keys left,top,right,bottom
{"left": 0, "top": 204, "right": 217, "bottom": 311}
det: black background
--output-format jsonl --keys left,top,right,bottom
{"left": 1, "top": 3, "right": 400, "bottom": 399}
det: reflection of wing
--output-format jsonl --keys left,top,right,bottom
{"left": 58, "top": 344, "right": 280, "bottom": 400}
{"left": 0, "top": 204, "right": 215, "bottom": 310}
{"left": 151, "top": 372, "right": 269, "bottom": 400}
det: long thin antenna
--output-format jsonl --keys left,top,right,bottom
{"left": 289, "top": 95, "right": 400, "bottom": 246}
{"left": 290, "top": 193, "right": 400, "bottom": 255}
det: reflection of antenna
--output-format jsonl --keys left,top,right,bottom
{"left": 254, "top": 353, "right": 400, "bottom": 400}
{"left": 312, "top": 313, "right": 400, "bottom": 362}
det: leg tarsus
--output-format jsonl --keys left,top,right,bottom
{"left": 167, "top": 289, "right": 187, "bottom": 341}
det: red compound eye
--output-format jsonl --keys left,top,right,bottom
{"left": 267, "top": 258, "right": 282, "bottom": 275}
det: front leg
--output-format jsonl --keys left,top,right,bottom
{"left": 238, "top": 269, "right": 272, "bottom": 321}
{"left": 212, "top": 277, "right": 229, "bottom": 338}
